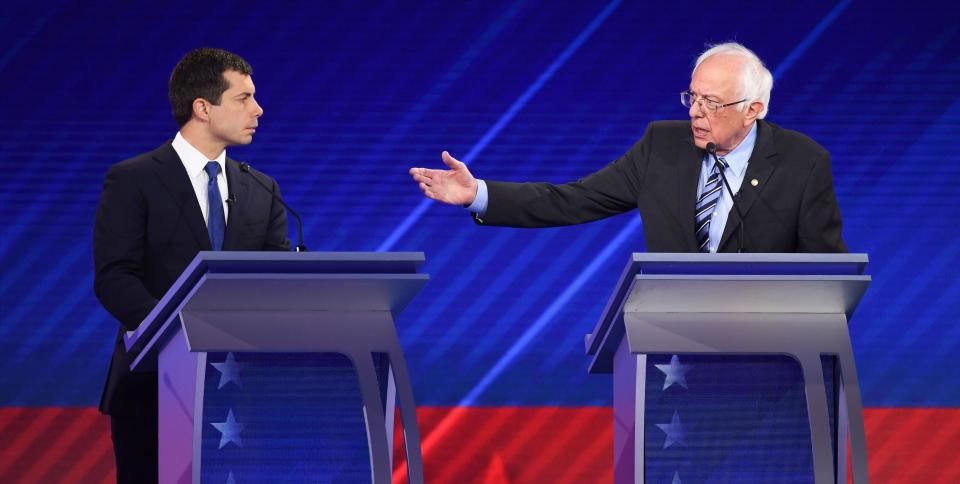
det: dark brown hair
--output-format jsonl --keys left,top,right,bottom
{"left": 168, "top": 48, "right": 253, "bottom": 127}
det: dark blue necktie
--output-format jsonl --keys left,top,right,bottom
{"left": 204, "top": 161, "right": 226, "bottom": 250}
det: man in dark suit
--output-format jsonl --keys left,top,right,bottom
{"left": 409, "top": 42, "right": 846, "bottom": 253}
{"left": 93, "top": 48, "right": 290, "bottom": 483}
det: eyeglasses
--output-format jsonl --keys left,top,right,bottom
{"left": 681, "top": 90, "right": 746, "bottom": 114}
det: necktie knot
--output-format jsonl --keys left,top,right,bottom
{"left": 204, "top": 161, "right": 221, "bottom": 179}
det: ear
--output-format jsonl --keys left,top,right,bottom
{"left": 192, "top": 98, "right": 210, "bottom": 123}
{"left": 744, "top": 100, "right": 763, "bottom": 124}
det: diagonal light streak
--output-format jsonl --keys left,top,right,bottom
{"left": 457, "top": 216, "right": 640, "bottom": 406}
{"left": 394, "top": 1, "right": 852, "bottom": 479}
{"left": 773, "top": 0, "right": 852, "bottom": 79}
{"left": 377, "top": 0, "right": 623, "bottom": 252}
{"left": 448, "top": 0, "right": 852, "bottom": 410}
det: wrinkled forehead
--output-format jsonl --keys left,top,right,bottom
{"left": 690, "top": 55, "right": 743, "bottom": 97}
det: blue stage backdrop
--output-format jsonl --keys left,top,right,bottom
{"left": 1, "top": 0, "right": 958, "bottom": 481}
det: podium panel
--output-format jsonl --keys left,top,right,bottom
{"left": 196, "top": 352, "right": 377, "bottom": 482}
{"left": 129, "top": 252, "right": 429, "bottom": 484}
{"left": 588, "top": 254, "right": 870, "bottom": 484}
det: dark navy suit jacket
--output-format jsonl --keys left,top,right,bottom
{"left": 93, "top": 141, "right": 290, "bottom": 416}
{"left": 477, "top": 120, "right": 847, "bottom": 253}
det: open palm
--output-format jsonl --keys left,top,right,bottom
{"left": 409, "top": 151, "right": 478, "bottom": 206}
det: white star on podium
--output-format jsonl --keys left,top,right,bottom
{"left": 211, "top": 352, "right": 243, "bottom": 389}
{"left": 656, "top": 411, "right": 684, "bottom": 449}
{"left": 226, "top": 472, "right": 237, "bottom": 484}
{"left": 672, "top": 471, "right": 682, "bottom": 484}
{"left": 655, "top": 355, "right": 693, "bottom": 390}
{"left": 211, "top": 409, "right": 244, "bottom": 449}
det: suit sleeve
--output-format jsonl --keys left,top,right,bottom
{"left": 263, "top": 177, "right": 292, "bottom": 251}
{"left": 797, "top": 150, "right": 847, "bottom": 253}
{"left": 93, "top": 164, "right": 159, "bottom": 331}
{"left": 478, "top": 124, "right": 651, "bottom": 227}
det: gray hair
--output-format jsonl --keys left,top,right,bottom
{"left": 693, "top": 42, "right": 773, "bottom": 119}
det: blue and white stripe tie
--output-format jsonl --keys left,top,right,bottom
{"left": 695, "top": 158, "right": 728, "bottom": 252}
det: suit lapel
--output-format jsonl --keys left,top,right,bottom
{"left": 151, "top": 142, "right": 212, "bottom": 251}
{"left": 223, "top": 158, "right": 251, "bottom": 250}
{"left": 719, "top": 121, "right": 778, "bottom": 251}
{"left": 674, "top": 132, "right": 705, "bottom": 252}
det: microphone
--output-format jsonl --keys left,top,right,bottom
{"left": 706, "top": 142, "right": 747, "bottom": 253}
{"left": 239, "top": 162, "right": 308, "bottom": 252}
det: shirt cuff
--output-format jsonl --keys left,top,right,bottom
{"left": 466, "top": 179, "right": 488, "bottom": 216}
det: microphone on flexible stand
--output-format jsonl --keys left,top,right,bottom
{"left": 239, "top": 162, "right": 308, "bottom": 252}
{"left": 706, "top": 142, "right": 747, "bottom": 253}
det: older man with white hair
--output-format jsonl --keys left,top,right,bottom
{"left": 409, "top": 42, "right": 846, "bottom": 253}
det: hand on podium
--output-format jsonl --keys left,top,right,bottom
{"left": 409, "top": 151, "right": 478, "bottom": 206}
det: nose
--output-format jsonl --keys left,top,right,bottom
{"left": 252, "top": 97, "right": 264, "bottom": 118}
{"left": 689, "top": 99, "right": 704, "bottom": 118}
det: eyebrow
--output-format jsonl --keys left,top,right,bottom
{"left": 689, "top": 89, "right": 717, "bottom": 99}
{"left": 690, "top": 89, "right": 722, "bottom": 102}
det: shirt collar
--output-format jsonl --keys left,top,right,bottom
{"left": 704, "top": 121, "right": 757, "bottom": 177}
{"left": 172, "top": 132, "right": 226, "bottom": 178}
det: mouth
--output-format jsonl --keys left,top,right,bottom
{"left": 692, "top": 126, "right": 710, "bottom": 139}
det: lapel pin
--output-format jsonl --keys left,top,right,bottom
{"left": 750, "top": 178, "right": 759, "bottom": 187}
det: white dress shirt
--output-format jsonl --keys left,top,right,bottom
{"left": 171, "top": 132, "right": 229, "bottom": 226}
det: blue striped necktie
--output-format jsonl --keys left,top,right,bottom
{"left": 204, "top": 161, "right": 226, "bottom": 251}
{"left": 695, "top": 157, "right": 728, "bottom": 252}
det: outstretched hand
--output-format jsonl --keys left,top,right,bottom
{"left": 409, "top": 151, "right": 478, "bottom": 206}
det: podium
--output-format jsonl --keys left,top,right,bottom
{"left": 124, "top": 252, "right": 428, "bottom": 484}
{"left": 585, "top": 254, "right": 870, "bottom": 483}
